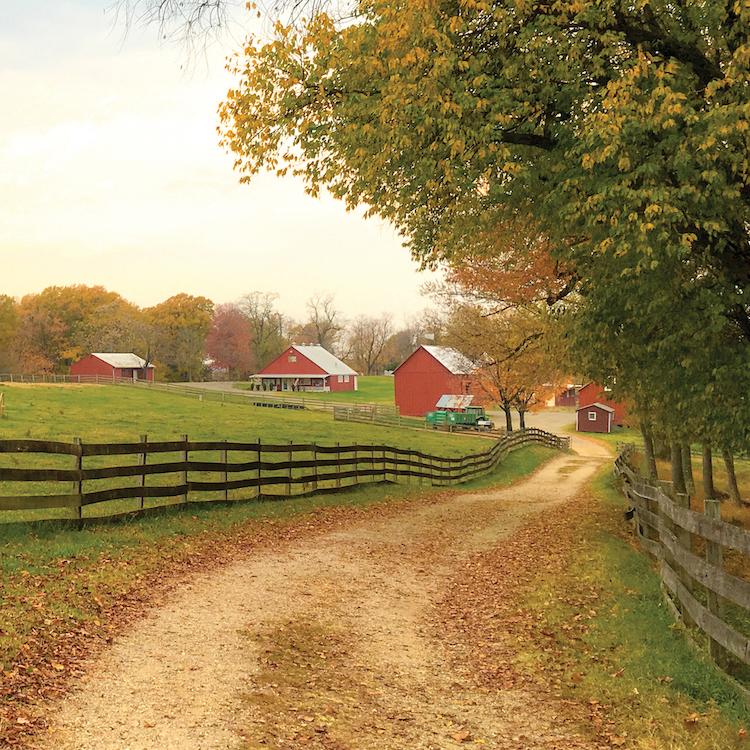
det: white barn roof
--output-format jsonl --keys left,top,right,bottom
{"left": 292, "top": 345, "right": 357, "bottom": 376}
{"left": 422, "top": 346, "right": 475, "bottom": 375}
{"left": 436, "top": 394, "right": 475, "bottom": 409}
{"left": 577, "top": 401, "right": 615, "bottom": 413}
{"left": 92, "top": 353, "right": 153, "bottom": 369}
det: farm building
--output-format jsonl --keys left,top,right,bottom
{"left": 251, "top": 344, "right": 358, "bottom": 392}
{"left": 577, "top": 382, "right": 628, "bottom": 426}
{"left": 554, "top": 384, "right": 580, "bottom": 407}
{"left": 394, "top": 345, "right": 479, "bottom": 417}
{"left": 576, "top": 402, "right": 616, "bottom": 433}
{"left": 70, "top": 353, "right": 155, "bottom": 382}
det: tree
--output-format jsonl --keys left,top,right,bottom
{"left": 288, "top": 293, "right": 343, "bottom": 352}
{"left": 446, "top": 305, "right": 560, "bottom": 432}
{"left": 0, "top": 296, "right": 19, "bottom": 372}
{"left": 206, "top": 303, "right": 254, "bottom": 378}
{"left": 147, "top": 293, "right": 214, "bottom": 381}
{"left": 237, "top": 292, "right": 288, "bottom": 370}
{"left": 343, "top": 314, "right": 392, "bottom": 375}
{"left": 15, "top": 286, "right": 133, "bottom": 372}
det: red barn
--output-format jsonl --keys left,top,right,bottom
{"left": 252, "top": 345, "right": 358, "bottom": 392}
{"left": 577, "top": 382, "right": 628, "bottom": 426}
{"left": 394, "top": 345, "right": 478, "bottom": 417}
{"left": 70, "top": 353, "right": 155, "bottom": 382}
{"left": 555, "top": 385, "right": 580, "bottom": 407}
{"left": 576, "top": 402, "right": 615, "bottom": 433}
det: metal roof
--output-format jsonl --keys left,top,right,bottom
{"left": 92, "top": 353, "right": 153, "bottom": 369}
{"left": 422, "top": 345, "right": 475, "bottom": 374}
{"left": 577, "top": 401, "right": 615, "bottom": 413}
{"left": 290, "top": 345, "right": 357, "bottom": 376}
{"left": 435, "top": 394, "right": 475, "bottom": 409}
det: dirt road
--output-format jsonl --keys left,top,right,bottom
{"left": 35, "top": 436, "right": 609, "bottom": 750}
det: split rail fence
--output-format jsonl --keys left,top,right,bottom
{"left": 0, "top": 428, "right": 569, "bottom": 524}
{"left": 615, "top": 446, "right": 750, "bottom": 687}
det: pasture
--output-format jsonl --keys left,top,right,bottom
{"left": 0, "top": 384, "right": 484, "bottom": 524}
{"left": 236, "top": 375, "right": 394, "bottom": 404}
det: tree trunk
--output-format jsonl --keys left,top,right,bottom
{"left": 681, "top": 442, "right": 695, "bottom": 495}
{"left": 670, "top": 442, "right": 687, "bottom": 495}
{"left": 703, "top": 443, "right": 715, "bottom": 501}
{"left": 722, "top": 448, "right": 742, "bottom": 505}
{"left": 517, "top": 409, "right": 526, "bottom": 430}
{"left": 640, "top": 421, "right": 658, "bottom": 481}
{"left": 503, "top": 405, "right": 513, "bottom": 432}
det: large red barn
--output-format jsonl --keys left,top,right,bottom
{"left": 252, "top": 345, "right": 358, "bottom": 392}
{"left": 394, "top": 345, "right": 478, "bottom": 417}
{"left": 70, "top": 353, "right": 155, "bottom": 382}
{"left": 577, "top": 382, "right": 628, "bottom": 426}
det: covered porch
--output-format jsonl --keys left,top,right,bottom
{"left": 247, "top": 375, "right": 330, "bottom": 393}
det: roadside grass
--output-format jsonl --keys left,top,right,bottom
{"left": 235, "top": 375, "right": 394, "bottom": 404}
{"left": 518, "top": 468, "right": 749, "bottom": 749}
{"left": 0, "top": 384, "right": 482, "bottom": 523}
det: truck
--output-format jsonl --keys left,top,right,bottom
{"left": 425, "top": 396, "right": 495, "bottom": 431}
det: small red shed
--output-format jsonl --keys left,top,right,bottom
{"left": 577, "top": 382, "right": 628, "bottom": 426}
{"left": 252, "top": 344, "right": 358, "bottom": 392}
{"left": 70, "top": 353, "right": 155, "bottom": 382}
{"left": 394, "top": 345, "right": 478, "bottom": 417}
{"left": 576, "top": 402, "right": 615, "bottom": 433}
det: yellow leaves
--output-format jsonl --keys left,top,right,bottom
{"left": 644, "top": 204, "right": 662, "bottom": 218}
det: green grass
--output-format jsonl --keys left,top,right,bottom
{"left": 519, "top": 467, "right": 749, "bottom": 748}
{"left": 0, "top": 384, "right": 483, "bottom": 522}
{"left": 236, "top": 375, "right": 394, "bottom": 404}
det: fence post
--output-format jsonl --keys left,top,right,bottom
{"left": 381, "top": 446, "right": 386, "bottom": 484}
{"left": 223, "top": 440, "right": 229, "bottom": 502}
{"left": 312, "top": 442, "right": 318, "bottom": 493}
{"left": 704, "top": 497, "right": 727, "bottom": 666}
{"left": 336, "top": 442, "right": 341, "bottom": 489}
{"left": 73, "top": 437, "right": 83, "bottom": 526}
{"left": 139, "top": 434, "right": 148, "bottom": 510}
{"left": 353, "top": 443, "right": 359, "bottom": 486}
{"left": 182, "top": 434, "right": 189, "bottom": 506}
{"left": 287, "top": 440, "right": 293, "bottom": 497}
{"left": 257, "top": 438, "right": 262, "bottom": 499}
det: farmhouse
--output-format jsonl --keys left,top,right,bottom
{"left": 70, "top": 353, "right": 155, "bottom": 382}
{"left": 251, "top": 344, "right": 358, "bottom": 392}
{"left": 576, "top": 402, "right": 615, "bottom": 433}
{"left": 394, "top": 345, "right": 478, "bottom": 417}
{"left": 577, "top": 382, "right": 628, "bottom": 426}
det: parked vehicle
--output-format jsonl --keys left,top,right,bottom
{"left": 425, "top": 403, "right": 494, "bottom": 431}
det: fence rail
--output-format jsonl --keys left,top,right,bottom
{"left": 0, "top": 428, "right": 569, "bottom": 523}
{"left": 615, "top": 446, "right": 750, "bottom": 687}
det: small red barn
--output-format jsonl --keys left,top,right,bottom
{"left": 70, "top": 353, "right": 155, "bottom": 382}
{"left": 252, "top": 345, "right": 357, "bottom": 392}
{"left": 576, "top": 402, "right": 615, "bottom": 433}
{"left": 577, "top": 382, "right": 628, "bottom": 426}
{"left": 394, "top": 345, "right": 478, "bottom": 417}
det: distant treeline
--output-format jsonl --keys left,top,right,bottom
{"left": 0, "top": 287, "right": 444, "bottom": 381}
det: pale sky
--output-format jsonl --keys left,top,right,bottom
{"left": 0, "top": 0, "right": 435, "bottom": 321}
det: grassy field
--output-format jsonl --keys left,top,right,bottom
{"left": 0, "top": 384, "right": 483, "bottom": 523}
{"left": 236, "top": 375, "right": 394, "bottom": 404}
{"left": 515, "top": 468, "right": 749, "bottom": 748}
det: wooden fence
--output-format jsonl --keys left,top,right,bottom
{"left": 0, "top": 428, "right": 569, "bottom": 524}
{"left": 615, "top": 446, "right": 750, "bottom": 687}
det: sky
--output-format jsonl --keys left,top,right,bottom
{"left": 0, "top": 0, "right": 436, "bottom": 322}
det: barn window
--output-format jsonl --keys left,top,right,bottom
{"left": 288, "top": 355, "right": 297, "bottom": 363}
{"left": 344, "top": 375, "right": 350, "bottom": 383}
{"left": 588, "top": 411, "right": 597, "bottom": 421}
{"left": 337, "top": 375, "right": 343, "bottom": 383}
